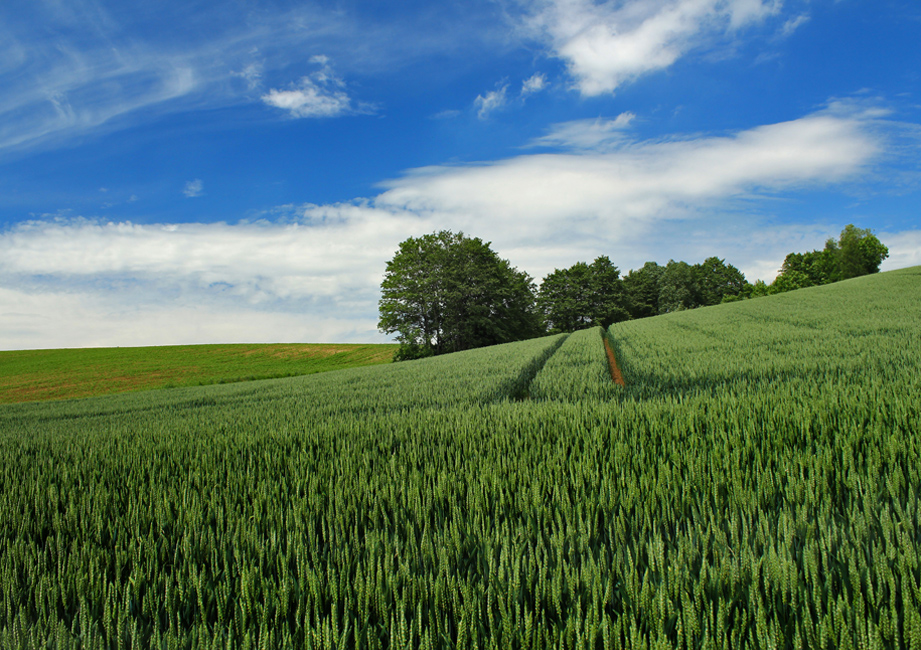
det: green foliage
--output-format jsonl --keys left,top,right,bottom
{"left": 657, "top": 259, "right": 698, "bottom": 313}
{"left": 779, "top": 248, "right": 836, "bottom": 287}
{"left": 623, "top": 257, "right": 747, "bottom": 317}
{"left": 392, "top": 340, "right": 434, "bottom": 362}
{"left": 749, "top": 279, "right": 770, "bottom": 298}
{"left": 623, "top": 261, "right": 663, "bottom": 318}
{"left": 2, "top": 267, "right": 920, "bottom": 648}
{"left": 837, "top": 223, "right": 890, "bottom": 279}
{"left": 537, "top": 256, "right": 628, "bottom": 333}
{"left": 693, "top": 256, "right": 748, "bottom": 305}
{"left": 769, "top": 267, "right": 812, "bottom": 294}
{"left": 772, "top": 224, "right": 889, "bottom": 294}
{"left": 379, "top": 231, "right": 540, "bottom": 357}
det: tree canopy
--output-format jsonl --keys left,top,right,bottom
{"left": 378, "top": 231, "right": 540, "bottom": 360}
{"left": 379, "top": 225, "right": 889, "bottom": 356}
{"left": 536, "top": 256, "right": 628, "bottom": 333}
{"left": 623, "top": 262, "right": 662, "bottom": 319}
{"left": 694, "top": 257, "right": 748, "bottom": 306}
{"left": 773, "top": 224, "right": 888, "bottom": 293}
{"left": 620, "top": 257, "right": 747, "bottom": 318}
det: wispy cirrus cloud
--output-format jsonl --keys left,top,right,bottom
{"left": 0, "top": 0, "right": 335, "bottom": 156}
{"left": 524, "top": 0, "right": 783, "bottom": 95}
{"left": 0, "top": 0, "right": 503, "bottom": 157}
{"left": 780, "top": 13, "right": 810, "bottom": 38}
{"left": 183, "top": 179, "right": 204, "bottom": 198}
{"left": 474, "top": 85, "right": 509, "bottom": 119}
{"left": 476, "top": 73, "right": 553, "bottom": 119}
{"left": 261, "top": 56, "right": 368, "bottom": 118}
{"left": 234, "top": 62, "right": 264, "bottom": 91}
{"left": 521, "top": 73, "right": 548, "bottom": 95}
{"left": 528, "top": 112, "right": 637, "bottom": 150}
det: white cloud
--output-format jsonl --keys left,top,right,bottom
{"left": 183, "top": 179, "right": 204, "bottom": 198}
{"left": 0, "top": 204, "right": 422, "bottom": 348}
{"left": 0, "top": 205, "right": 416, "bottom": 299}
{"left": 526, "top": 0, "right": 782, "bottom": 95}
{"left": 235, "top": 62, "right": 264, "bottom": 91}
{"left": 880, "top": 230, "right": 921, "bottom": 272}
{"left": 430, "top": 109, "right": 462, "bottom": 120}
{"left": 780, "top": 13, "right": 810, "bottom": 38}
{"left": 0, "top": 286, "right": 383, "bottom": 350}
{"left": 474, "top": 85, "right": 508, "bottom": 119}
{"left": 261, "top": 56, "right": 358, "bottom": 118}
{"left": 522, "top": 73, "right": 548, "bottom": 95}
{"left": 475, "top": 74, "right": 548, "bottom": 119}
{"left": 378, "top": 109, "right": 879, "bottom": 242}
{"left": 261, "top": 84, "right": 349, "bottom": 118}
{"left": 529, "top": 113, "right": 636, "bottom": 150}
{"left": 2, "top": 105, "right": 915, "bottom": 349}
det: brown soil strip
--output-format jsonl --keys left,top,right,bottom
{"left": 602, "top": 333, "right": 626, "bottom": 387}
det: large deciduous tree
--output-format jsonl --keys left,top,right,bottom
{"left": 836, "top": 224, "right": 889, "bottom": 280}
{"left": 537, "top": 256, "right": 629, "bottom": 333}
{"left": 657, "top": 260, "right": 699, "bottom": 314}
{"left": 378, "top": 231, "right": 539, "bottom": 360}
{"left": 693, "top": 257, "right": 748, "bottom": 306}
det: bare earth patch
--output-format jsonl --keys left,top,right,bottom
{"left": 602, "top": 335, "right": 626, "bottom": 387}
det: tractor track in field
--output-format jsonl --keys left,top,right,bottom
{"left": 507, "top": 333, "right": 569, "bottom": 401}
{"left": 602, "top": 332, "right": 626, "bottom": 387}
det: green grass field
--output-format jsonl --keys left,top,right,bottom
{"left": 1, "top": 267, "right": 919, "bottom": 649}
{"left": 0, "top": 343, "right": 397, "bottom": 404}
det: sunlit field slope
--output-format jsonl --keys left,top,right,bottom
{"left": 0, "top": 343, "right": 398, "bottom": 404}
{"left": 0, "top": 267, "right": 919, "bottom": 649}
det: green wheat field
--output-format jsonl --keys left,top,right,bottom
{"left": 1, "top": 266, "right": 919, "bottom": 649}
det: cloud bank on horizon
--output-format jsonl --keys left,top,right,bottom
{"left": 0, "top": 0, "right": 919, "bottom": 349}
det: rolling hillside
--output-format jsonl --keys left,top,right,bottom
{"left": 0, "top": 342, "right": 398, "bottom": 404}
{"left": 1, "top": 267, "right": 919, "bottom": 648}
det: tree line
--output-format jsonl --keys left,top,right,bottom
{"left": 379, "top": 225, "right": 888, "bottom": 360}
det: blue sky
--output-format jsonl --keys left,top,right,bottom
{"left": 1, "top": 0, "right": 919, "bottom": 349}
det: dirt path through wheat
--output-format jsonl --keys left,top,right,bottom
{"left": 602, "top": 334, "right": 626, "bottom": 387}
